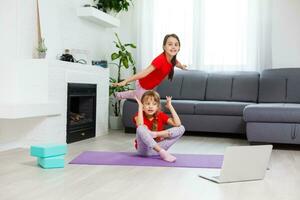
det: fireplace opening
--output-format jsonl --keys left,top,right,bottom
{"left": 67, "top": 83, "right": 96, "bottom": 143}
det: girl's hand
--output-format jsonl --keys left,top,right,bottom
{"left": 112, "top": 80, "right": 127, "bottom": 87}
{"left": 135, "top": 96, "right": 143, "bottom": 108}
{"left": 181, "top": 64, "right": 188, "bottom": 70}
{"left": 165, "top": 96, "right": 172, "bottom": 110}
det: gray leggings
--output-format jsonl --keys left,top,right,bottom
{"left": 136, "top": 125, "right": 185, "bottom": 156}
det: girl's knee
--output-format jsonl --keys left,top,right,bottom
{"left": 178, "top": 125, "right": 185, "bottom": 134}
{"left": 168, "top": 125, "right": 185, "bottom": 137}
{"left": 136, "top": 125, "right": 147, "bottom": 134}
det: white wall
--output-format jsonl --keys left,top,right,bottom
{"left": 0, "top": 0, "right": 118, "bottom": 62}
{"left": 272, "top": 0, "right": 300, "bottom": 68}
{"left": 0, "top": 0, "right": 131, "bottom": 149}
{"left": 38, "top": 0, "right": 116, "bottom": 61}
{"left": 0, "top": 0, "right": 37, "bottom": 60}
{"left": 109, "top": 4, "right": 137, "bottom": 82}
{"left": 0, "top": 61, "right": 109, "bottom": 150}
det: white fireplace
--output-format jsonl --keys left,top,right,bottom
{"left": 0, "top": 59, "right": 109, "bottom": 150}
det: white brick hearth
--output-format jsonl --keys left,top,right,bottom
{"left": 0, "top": 59, "right": 109, "bottom": 150}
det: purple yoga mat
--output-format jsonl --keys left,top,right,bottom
{"left": 69, "top": 151, "right": 223, "bottom": 168}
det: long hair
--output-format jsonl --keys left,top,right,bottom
{"left": 162, "top": 33, "right": 181, "bottom": 81}
{"left": 141, "top": 90, "right": 161, "bottom": 131}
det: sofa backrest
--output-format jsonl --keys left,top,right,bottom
{"left": 157, "top": 70, "right": 259, "bottom": 102}
{"left": 157, "top": 70, "right": 208, "bottom": 100}
{"left": 259, "top": 68, "right": 300, "bottom": 103}
{"left": 205, "top": 72, "right": 259, "bottom": 102}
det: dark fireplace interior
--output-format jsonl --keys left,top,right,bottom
{"left": 67, "top": 83, "right": 96, "bottom": 143}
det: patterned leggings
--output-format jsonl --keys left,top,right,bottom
{"left": 136, "top": 125, "right": 185, "bottom": 156}
{"left": 115, "top": 80, "right": 148, "bottom": 100}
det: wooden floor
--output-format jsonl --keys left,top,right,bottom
{"left": 0, "top": 130, "right": 299, "bottom": 200}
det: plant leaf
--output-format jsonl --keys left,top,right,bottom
{"left": 121, "top": 57, "right": 129, "bottom": 68}
{"left": 126, "top": 51, "right": 135, "bottom": 65}
{"left": 111, "top": 53, "right": 120, "bottom": 60}
{"left": 124, "top": 43, "right": 136, "bottom": 48}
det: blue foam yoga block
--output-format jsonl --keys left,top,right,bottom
{"left": 38, "top": 155, "right": 65, "bottom": 169}
{"left": 30, "top": 144, "right": 67, "bottom": 158}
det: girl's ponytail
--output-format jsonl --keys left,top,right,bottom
{"left": 168, "top": 56, "right": 177, "bottom": 80}
{"left": 152, "top": 116, "right": 158, "bottom": 131}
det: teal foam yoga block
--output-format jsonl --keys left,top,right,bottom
{"left": 30, "top": 144, "right": 67, "bottom": 158}
{"left": 38, "top": 155, "right": 65, "bottom": 169}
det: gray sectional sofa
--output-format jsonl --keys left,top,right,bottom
{"left": 244, "top": 68, "right": 300, "bottom": 144}
{"left": 122, "top": 68, "right": 300, "bottom": 144}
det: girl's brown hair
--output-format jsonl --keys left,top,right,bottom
{"left": 141, "top": 90, "right": 161, "bottom": 131}
{"left": 141, "top": 90, "right": 161, "bottom": 107}
{"left": 163, "top": 33, "right": 181, "bottom": 81}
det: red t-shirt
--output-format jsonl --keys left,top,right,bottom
{"left": 133, "top": 111, "right": 170, "bottom": 149}
{"left": 139, "top": 53, "right": 173, "bottom": 90}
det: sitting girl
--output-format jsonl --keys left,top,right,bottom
{"left": 134, "top": 90, "right": 185, "bottom": 162}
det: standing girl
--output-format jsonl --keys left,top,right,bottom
{"left": 134, "top": 90, "right": 185, "bottom": 162}
{"left": 112, "top": 33, "right": 187, "bottom": 100}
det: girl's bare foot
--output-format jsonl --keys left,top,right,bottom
{"left": 159, "top": 149, "right": 176, "bottom": 162}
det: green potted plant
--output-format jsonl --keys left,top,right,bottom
{"left": 36, "top": 38, "right": 47, "bottom": 58}
{"left": 109, "top": 32, "right": 136, "bottom": 129}
{"left": 93, "top": 0, "right": 133, "bottom": 14}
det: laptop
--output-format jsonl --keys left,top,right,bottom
{"left": 198, "top": 145, "right": 273, "bottom": 183}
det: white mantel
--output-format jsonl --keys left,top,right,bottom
{"left": 0, "top": 59, "right": 109, "bottom": 150}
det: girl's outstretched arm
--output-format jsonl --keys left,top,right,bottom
{"left": 175, "top": 61, "right": 188, "bottom": 70}
{"left": 112, "top": 65, "right": 155, "bottom": 87}
{"left": 135, "top": 96, "right": 144, "bottom": 125}
{"left": 165, "top": 96, "right": 181, "bottom": 127}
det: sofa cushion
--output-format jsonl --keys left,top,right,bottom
{"left": 231, "top": 74, "right": 259, "bottom": 102}
{"left": 243, "top": 103, "right": 300, "bottom": 123}
{"left": 205, "top": 72, "right": 259, "bottom": 102}
{"left": 161, "top": 100, "right": 196, "bottom": 114}
{"left": 157, "top": 70, "right": 208, "bottom": 100}
{"left": 156, "top": 70, "right": 183, "bottom": 99}
{"left": 205, "top": 74, "right": 232, "bottom": 101}
{"left": 286, "top": 78, "right": 300, "bottom": 103}
{"left": 259, "top": 68, "right": 300, "bottom": 103}
{"left": 258, "top": 77, "right": 286, "bottom": 103}
{"left": 195, "top": 101, "right": 254, "bottom": 116}
{"left": 180, "top": 70, "right": 208, "bottom": 100}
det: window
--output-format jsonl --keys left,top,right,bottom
{"left": 151, "top": 0, "right": 270, "bottom": 71}
{"left": 203, "top": 0, "right": 248, "bottom": 67}
{"left": 152, "top": 0, "right": 194, "bottom": 65}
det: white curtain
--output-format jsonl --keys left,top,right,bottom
{"left": 133, "top": 0, "right": 155, "bottom": 69}
{"left": 133, "top": 0, "right": 193, "bottom": 69}
{"left": 135, "top": 0, "right": 272, "bottom": 72}
{"left": 152, "top": 0, "right": 194, "bottom": 66}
